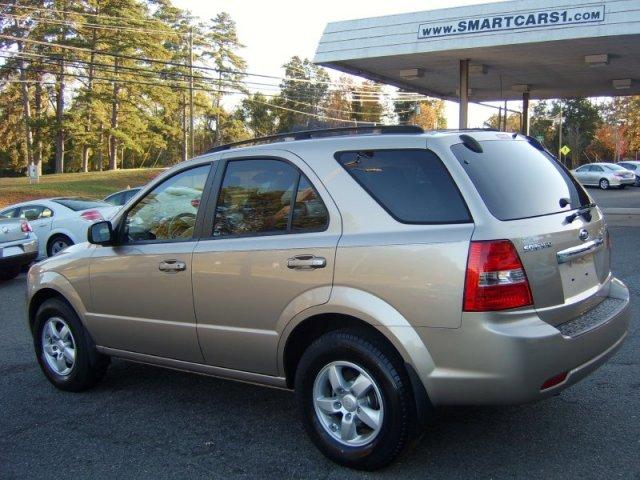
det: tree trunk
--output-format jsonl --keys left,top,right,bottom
{"left": 55, "top": 56, "right": 65, "bottom": 173}
{"left": 34, "top": 79, "right": 43, "bottom": 176}
{"left": 96, "top": 123, "right": 104, "bottom": 171}
{"left": 18, "top": 57, "right": 34, "bottom": 170}
{"left": 15, "top": 37, "right": 34, "bottom": 171}
{"left": 81, "top": 19, "right": 98, "bottom": 173}
{"left": 108, "top": 57, "right": 120, "bottom": 170}
{"left": 181, "top": 90, "right": 188, "bottom": 162}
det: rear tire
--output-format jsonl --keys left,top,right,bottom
{"left": 33, "top": 298, "right": 110, "bottom": 392}
{"left": 0, "top": 265, "right": 20, "bottom": 281}
{"left": 47, "top": 235, "right": 73, "bottom": 257}
{"left": 295, "top": 329, "right": 416, "bottom": 470}
{"left": 599, "top": 178, "right": 609, "bottom": 190}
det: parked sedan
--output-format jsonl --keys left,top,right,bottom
{"left": 0, "top": 216, "right": 38, "bottom": 280}
{"left": 103, "top": 187, "right": 142, "bottom": 206}
{"left": 618, "top": 161, "right": 640, "bottom": 186}
{"left": 572, "top": 162, "right": 636, "bottom": 189}
{"left": 0, "top": 198, "right": 118, "bottom": 258}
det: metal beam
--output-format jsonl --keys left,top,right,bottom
{"left": 459, "top": 59, "right": 469, "bottom": 128}
{"left": 522, "top": 90, "right": 530, "bottom": 134}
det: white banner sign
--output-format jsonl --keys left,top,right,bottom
{"left": 418, "top": 5, "right": 605, "bottom": 39}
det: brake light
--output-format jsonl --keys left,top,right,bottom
{"left": 21, "top": 221, "right": 32, "bottom": 233}
{"left": 80, "top": 210, "right": 103, "bottom": 222}
{"left": 463, "top": 240, "right": 533, "bottom": 311}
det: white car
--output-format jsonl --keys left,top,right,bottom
{"left": 618, "top": 160, "right": 640, "bottom": 186}
{"left": 571, "top": 162, "right": 636, "bottom": 190}
{"left": 0, "top": 198, "right": 119, "bottom": 258}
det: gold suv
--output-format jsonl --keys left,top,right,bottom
{"left": 27, "top": 127, "right": 630, "bottom": 470}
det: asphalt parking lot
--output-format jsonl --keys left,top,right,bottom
{"left": 589, "top": 185, "right": 640, "bottom": 209}
{"left": 1, "top": 233, "right": 638, "bottom": 479}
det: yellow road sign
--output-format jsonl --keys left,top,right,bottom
{"left": 560, "top": 145, "right": 571, "bottom": 156}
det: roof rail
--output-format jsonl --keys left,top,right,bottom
{"left": 205, "top": 125, "right": 424, "bottom": 154}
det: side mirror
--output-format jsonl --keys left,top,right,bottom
{"left": 88, "top": 221, "right": 114, "bottom": 246}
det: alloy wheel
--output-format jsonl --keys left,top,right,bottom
{"left": 312, "top": 361, "right": 384, "bottom": 447}
{"left": 41, "top": 316, "right": 76, "bottom": 376}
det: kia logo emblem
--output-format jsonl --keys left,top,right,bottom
{"left": 579, "top": 229, "right": 589, "bottom": 241}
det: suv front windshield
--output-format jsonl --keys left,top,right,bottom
{"left": 452, "top": 139, "right": 591, "bottom": 221}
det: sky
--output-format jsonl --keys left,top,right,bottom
{"left": 172, "top": 0, "right": 508, "bottom": 128}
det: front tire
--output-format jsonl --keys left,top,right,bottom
{"left": 295, "top": 330, "right": 416, "bottom": 470}
{"left": 33, "top": 298, "right": 109, "bottom": 392}
{"left": 599, "top": 178, "right": 610, "bottom": 190}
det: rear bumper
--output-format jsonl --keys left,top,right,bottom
{"left": 610, "top": 177, "right": 635, "bottom": 186}
{"left": 0, "top": 239, "right": 39, "bottom": 268}
{"left": 416, "top": 277, "right": 630, "bottom": 406}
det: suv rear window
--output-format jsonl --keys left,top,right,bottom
{"left": 335, "top": 149, "right": 471, "bottom": 224}
{"left": 53, "top": 198, "right": 110, "bottom": 211}
{"left": 451, "top": 140, "right": 591, "bottom": 221}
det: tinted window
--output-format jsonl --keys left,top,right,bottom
{"left": 124, "top": 165, "right": 210, "bottom": 242}
{"left": 20, "top": 205, "right": 52, "bottom": 221}
{"left": 591, "top": 166, "right": 604, "bottom": 172}
{"left": 604, "top": 164, "right": 625, "bottom": 171}
{"left": 292, "top": 176, "right": 329, "bottom": 232}
{"left": 104, "top": 192, "right": 124, "bottom": 205}
{"left": 620, "top": 163, "right": 636, "bottom": 170}
{"left": 0, "top": 208, "right": 19, "bottom": 218}
{"left": 123, "top": 189, "right": 140, "bottom": 202}
{"left": 452, "top": 140, "right": 591, "bottom": 221}
{"left": 336, "top": 149, "right": 470, "bottom": 224}
{"left": 53, "top": 198, "right": 110, "bottom": 211}
{"left": 575, "top": 165, "right": 589, "bottom": 172}
{"left": 213, "top": 159, "right": 299, "bottom": 237}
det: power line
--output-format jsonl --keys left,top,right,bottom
{"left": 0, "top": 34, "right": 425, "bottom": 98}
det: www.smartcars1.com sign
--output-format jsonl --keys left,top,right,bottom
{"left": 418, "top": 5, "right": 605, "bottom": 39}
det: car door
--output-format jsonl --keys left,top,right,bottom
{"left": 192, "top": 151, "right": 341, "bottom": 376}
{"left": 85, "top": 163, "right": 214, "bottom": 362}
{"left": 590, "top": 165, "right": 605, "bottom": 185}
{"left": 574, "top": 166, "right": 589, "bottom": 184}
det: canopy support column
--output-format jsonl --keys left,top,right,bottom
{"left": 459, "top": 59, "right": 469, "bottom": 129}
{"left": 521, "top": 90, "right": 530, "bottom": 135}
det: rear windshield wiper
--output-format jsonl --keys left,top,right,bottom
{"left": 565, "top": 202, "right": 596, "bottom": 223}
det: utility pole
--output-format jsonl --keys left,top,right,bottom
{"left": 188, "top": 26, "right": 195, "bottom": 158}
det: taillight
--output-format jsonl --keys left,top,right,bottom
{"left": 80, "top": 210, "right": 103, "bottom": 222}
{"left": 21, "top": 221, "right": 32, "bottom": 233}
{"left": 463, "top": 240, "right": 533, "bottom": 312}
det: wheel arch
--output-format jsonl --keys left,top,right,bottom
{"left": 28, "top": 272, "right": 88, "bottom": 333}
{"left": 278, "top": 287, "right": 436, "bottom": 423}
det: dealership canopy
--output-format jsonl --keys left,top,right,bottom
{"left": 314, "top": 0, "right": 640, "bottom": 130}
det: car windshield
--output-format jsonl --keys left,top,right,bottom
{"left": 53, "top": 198, "right": 110, "bottom": 211}
{"left": 603, "top": 164, "right": 627, "bottom": 171}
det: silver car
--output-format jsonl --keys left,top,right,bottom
{"left": 0, "top": 216, "right": 38, "bottom": 280}
{"left": 572, "top": 162, "right": 636, "bottom": 189}
{"left": 618, "top": 160, "right": 640, "bottom": 186}
{"left": 27, "top": 127, "right": 630, "bottom": 470}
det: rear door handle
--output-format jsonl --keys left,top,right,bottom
{"left": 159, "top": 259, "right": 187, "bottom": 273}
{"left": 287, "top": 255, "right": 326, "bottom": 270}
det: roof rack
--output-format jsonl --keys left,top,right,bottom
{"left": 205, "top": 125, "right": 424, "bottom": 154}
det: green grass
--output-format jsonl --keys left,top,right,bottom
{"left": 0, "top": 168, "right": 164, "bottom": 208}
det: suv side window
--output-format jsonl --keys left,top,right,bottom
{"left": 336, "top": 149, "right": 471, "bottom": 224}
{"left": 213, "top": 159, "right": 328, "bottom": 237}
{"left": 123, "top": 164, "right": 211, "bottom": 243}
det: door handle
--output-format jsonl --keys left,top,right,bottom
{"left": 158, "top": 259, "right": 187, "bottom": 273}
{"left": 287, "top": 254, "right": 326, "bottom": 270}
